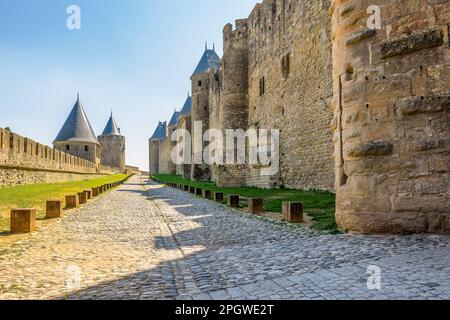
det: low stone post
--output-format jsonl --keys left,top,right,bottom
{"left": 282, "top": 202, "right": 304, "bottom": 222}
{"left": 84, "top": 190, "right": 92, "bottom": 200}
{"left": 228, "top": 195, "right": 240, "bottom": 208}
{"left": 248, "top": 198, "right": 264, "bottom": 214}
{"left": 195, "top": 188, "right": 202, "bottom": 196}
{"left": 46, "top": 200, "right": 62, "bottom": 218}
{"left": 215, "top": 192, "right": 224, "bottom": 203}
{"left": 10, "top": 209, "right": 36, "bottom": 233}
{"left": 189, "top": 186, "right": 195, "bottom": 194}
{"left": 184, "top": 185, "right": 189, "bottom": 192}
{"left": 92, "top": 187, "right": 99, "bottom": 197}
{"left": 203, "top": 190, "right": 212, "bottom": 200}
{"left": 66, "top": 195, "right": 78, "bottom": 208}
{"left": 78, "top": 192, "right": 87, "bottom": 204}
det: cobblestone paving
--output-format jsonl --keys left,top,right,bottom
{"left": 0, "top": 174, "right": 449, "bottom": 300}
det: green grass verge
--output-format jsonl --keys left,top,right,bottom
{"left": 153, "top": 174, "right": 340, "bottom": 234}
{"left": 0, "top": 174, "right": 130, "bottom": 234}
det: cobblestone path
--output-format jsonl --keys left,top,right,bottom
{"left": 0, "top": 174, "right": 449, "bottom": 300}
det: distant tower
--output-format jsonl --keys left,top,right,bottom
{"left": 148, "top": 121, "right": 167, "bottom": 175}
{"left": 98, "top": 113, "right": 126, "bottom": 173}
{"left": 177, "top": 94, "right": 192, "bottom": 178}
{"left": 190, "top": 45, "right": 221, "bottom": 181}
{"left": 53, "top": 94, "right": 100, "bottom": 167}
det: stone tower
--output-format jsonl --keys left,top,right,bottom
{"left": 177, "top": 94, "right": 193, "bottom": 179}
{"left": 190, "top": 45, "right": 221, "bottom": 181}
{"left": 53, "top": 94, "right": 100, "bottom": 168}
{"left": 214, "top": 20, "right": 250, "bottom": 187}
{"left": 332, "top": 0, "right": 450, "bottom": 233}
{"left": 98, "top": 113, "right": 125, "bottom": 173}
{"left": 148, "top": 121, "right": 167, "bottom": 175}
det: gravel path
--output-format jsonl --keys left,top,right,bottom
{"left": 0, "top": 174, "right": 449, "bottom": 300}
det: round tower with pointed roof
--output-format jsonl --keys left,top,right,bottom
{"left": 190, "top": 44, "right": 221, "bottom": 181}
{"left": 98, "top": 112, "right": 126, "bottom": 173}
{"left": 53, "top": 94, "right": 100, "bottom": 168}
{"left": 148, "top": 121, "right": 167, "bottom": 175}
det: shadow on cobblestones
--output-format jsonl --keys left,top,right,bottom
{"left": 55, "top": 180, "right": 450, "bottom": 300}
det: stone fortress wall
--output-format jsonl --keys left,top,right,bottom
{"left": 332, "top": 0, "right": 450, "bottom": 233}
{"left": 98, "top": 134, "right": 126, "bottom": 174}
{"left": 149, "top": 0, "right": 449, "bottom": 233}
{"left": 0, "top": 128, "right": 102, "bottom": 186}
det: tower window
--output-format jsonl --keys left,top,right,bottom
{"left": 85, "top": 145, "right": 89, "bottom": 152}
{"left": 281, "top": 53, "right": 291, "bottom": 79}
{"left": 198, "top": 80, "right": 202, "bottom": 87}
{"left": 259, "top": 76, "right": 266, "bottom": 96}
{"left": 66, "top": 145, "right": 70, "bottom": 151}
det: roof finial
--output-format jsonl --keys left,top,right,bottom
{"left": 77, "top": 92, "right": 80, "bottom": 102}
{"left": 205, "top": 41, "right": 208, "bottom": 50}
{"left": 111, "top": 108, "right": 113, "bottom": 117}
{"left": 213, "top": 43, "right": 215, "bottom": 51}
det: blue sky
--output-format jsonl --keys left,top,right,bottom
{"left": 0, "top": 0, "right": 257, "bottom": 170}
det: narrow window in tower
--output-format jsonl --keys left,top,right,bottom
{"left": 259, "top": 76, "right": 266, "bottom": 96}
{"left": 198, "top": 80, "right": 202, "bottom": 87}
{"left": 66, "top": 145, "right": 70, "bottom": 151}
{"left": 85, "top": 145, "right": 89, "bottom": 152}
{"left": 282, "top": 53, "right": 291, "bottom": 79}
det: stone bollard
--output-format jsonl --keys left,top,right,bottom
{"left": 66, "top": 195, "right": 78, "bottom": 209}
{"left": 203, "top": 190, "right": 212, "bottom": 200}
{"left": 282, "top": 202, "right": 304, "bottom": 223}
{"left": 46, "top": 200, "right": 62, "bottom": 219}
{"left": 248, "top": 198, "right": 264, "bottom": 214}
{"left": 92, "top": 187, "right": 99, "bottom": 197}
{"left": 78, "top": 192, "right": 87, "bottom": 204}
{"left": 195, "top": 188, "right": 202, "bottom": 196}
{"left": 84, "top": 190, "right": 92, "bottom": 200}
{"left": 184, "top": 185, "right": 189, "bottom": 192}
{"left": 228, "top": 195, "right": 240, "bottom": 208}
{"left": 215, "top": 192, "right": 224, "bottom": 203}
{"left": 10, "top": 209, "right": 36, "bottom": 233}
{"left": 189, "top": 186, "right": 195, "bottom": 194}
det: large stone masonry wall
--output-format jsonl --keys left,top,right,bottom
{"left": 332, "top": 0, "right": 450, "bottom": 233}
{"left": 246, "top": 0, "right": 334, "bottom": 190}
{"left": 0, "top": 128, "right": 102, "bottom": 186}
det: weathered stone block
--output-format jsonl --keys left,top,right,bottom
{"left": 66, "top": 195, "right": 78, "bottom": 208}
{"left": 78, "top": 192, "right": 87, "bottom": 204}
{"left": 346, "top": 29, "right": 377, "bottom": 46}
{"left": 228, "top": 195, "right": 240, "bottom": 208}
{"left": 46, "top": 200, "right": 62, "bottom": 219}
{"left": 282, "top": 202, "right": 304, "bottom": 223}
{"left": 215, "top": 192, "right": 224, "bottom": 203}
{"left": 381, "top": 27, "right": 444, "bottom": 59}
{"left": 397, "top": 94, "right": 449, "bottom": 115}
{"left": 10, "top": 208, "right": 36, "bottom": 233}
{"left": 92, "top": 187, "right": 99, "bottom": 197}
{"left": 347, "top": 141, "right": 394, "bottom": 157}
{"left": 248, "top": 198, "right": 264, "bottom": 214}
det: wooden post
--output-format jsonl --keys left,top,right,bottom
{"left": 195, "top": 188, "right": 202, "bottom": 196}
{"left": 282, "top": 202, "right": 304, "bottom": 222}
{"left": 46, "top": 200, "right": 62, "bottom": 218}
{"left": 84, "top": 190, "right": 92, "bottom": 200}
{"left": 92, "top": 187, "right": 99, "bottom": 197}
{"left": 228, "top": 195, "right": 240, "bottom": 208}
{"left": 10, "top": 209, "right": 36, "bottom": 233}
{"left": 248, "top": 198, "right": 264, "bottom": 214}
{"left": 215, "top": 192, "right": 224, "bottom": 203}
{"left": 78, "top": 192, "right": 87, "bottom": 204}
{"left": 66, "top": 195, "right": 78, "bottom": 209}
{"left": 203, "top": 190, "right": 212, "bottom": 200}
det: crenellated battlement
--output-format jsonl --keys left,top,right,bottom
{"left": 0, "top": 128, "right": 98, "bottom": 176}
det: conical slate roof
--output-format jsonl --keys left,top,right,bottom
{"left": 180, "top": 95, "right": 192, "bottom": 116}
{"left": 101, "top": 114, "right": 121, "bottom": 136}
{"left": 150, "top": 121, "right": 167, "bottom": 140}
{"left": 192, "top": 49, "right": 221, "bottom": 76}
{"left": 168, "top": 111, "right": 180, "bottom": 127}
{"left": 54, "top": 95, "right": 99, "bottom": 144}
